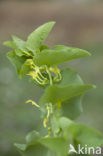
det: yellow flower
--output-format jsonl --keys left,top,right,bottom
{"left": 26, "top": 100, "right": 40, "bottom": 108}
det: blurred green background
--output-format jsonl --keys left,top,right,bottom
{"left": 0, "top": 0, "right": 103, "bottom": 155}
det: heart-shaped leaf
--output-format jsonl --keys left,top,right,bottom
{"left": 40, "top": 137, "right": 68, "bottom": 156}
{"left": 58, "top": 68, "right": 83, "bottom": 119}
{"left": 15, "top": 131, "right": 68, "bottom": 156}
{"left": 58, "top": 68, "right": 83, "bottom": 86}
{"left": 14, "top": 131, "right": 48, "bottom": 156}
{"left": 40, "top": 68, "right": 95, "bottom": 119}
{"left": 15, "top": 143, "right": 47, "bottom": 156}
{"left": 33, "top": 46, "right": 90, "bottom": 66}
{"left": 66, "top": 122, "right": 103, "bottom": 148}
{"left": 59, "top": 117, "right": 103, "bottom": 155}
{"left": 39, "top": 84, "right": 95, "bottom": 105}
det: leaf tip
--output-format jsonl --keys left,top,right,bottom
{"left": 48, "top": 21, "right": 56, "bottom": 25}
{"left": 45, "top": 21, "right": 56, "bottom": 30}
{"left": 88, "top": 52, "right": 91, "bottom": 56}
{"left": 14, "top": 143, "right": 26, "bottom": 151}
{"left": 87, "top": 84, "right": 96, "bottom": 90}
{"left": 84, "top": 50, "right": 91, "bottom": 56}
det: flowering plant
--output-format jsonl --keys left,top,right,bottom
{"left": 4, "top": 22, "right": 103, "bottom": 156}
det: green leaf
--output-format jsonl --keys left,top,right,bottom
{"left": 14, "top": 131, "right": 47, "bottom": 156}
{"left": 19, "top": 59, "right": 32, "bottom": 78}
{"left": 15, "top": 131, "right": 68, "bottom": 156}
{"left": 67, "top": 123, "right": 103, "bottom": 148}
{"left": 40, "top": 45, "right": 50, "bottom": 51}
{"left": 54, "top": 45, "right": 69, "bottom": 50}
{"left": 4, "top": 36, "right": 34, "bottom": 57}
{"left": 39, "top": 84, "right": 95, "bottom": 105}
{"left": 25, "top": 144, "right": 48, "bottom": 156}
{"left": 51, "top": 116, "right": 73, "bottom": 138}
{"left": 7, "top": 51, "right": 27, "bottom": 75}
{"left": 59, "top": 117, "right": 73, "bottom": 131}
{"left": 26, "top": 130, "right": 40, "bottom": 145}
{"left": 15, "top": 143, "right": 47, "bottom": 156}
{"left": 57, "top": 68, "right": 85, "bottom": 119}
{"left": 12, "top": 35, "right": 26, "bottom": 51}
{"left": 3, "top": 41, "right": 17, "bottom": 49}
{"left": 58, "top": 68, "right": 83, "bottom": 86}
{"left": 15, "top": 131, "right": 65, "bottom": 156}
{"left": 15, "top": 49, "right": 25, "bottom": 57}
{"left": 62, "top": 96, "right": 83, "bottom": 120}
{"left": 14, "top": 143, "right": 27, "bottom": 151}
{"left": 40, "top": 137, "right": 68, "bottom": 156}
{"left": 33, "top": 46, "right": 90, "bottom": 66}
{"left": 26, "top": 21, "right": 55, "bottom": 52}
{"left": 59, "top": 117, "right": 103, "bottom": 153}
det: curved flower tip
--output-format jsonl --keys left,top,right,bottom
{"left": 26, "top": 100, "right": 40, "bottom": 108}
